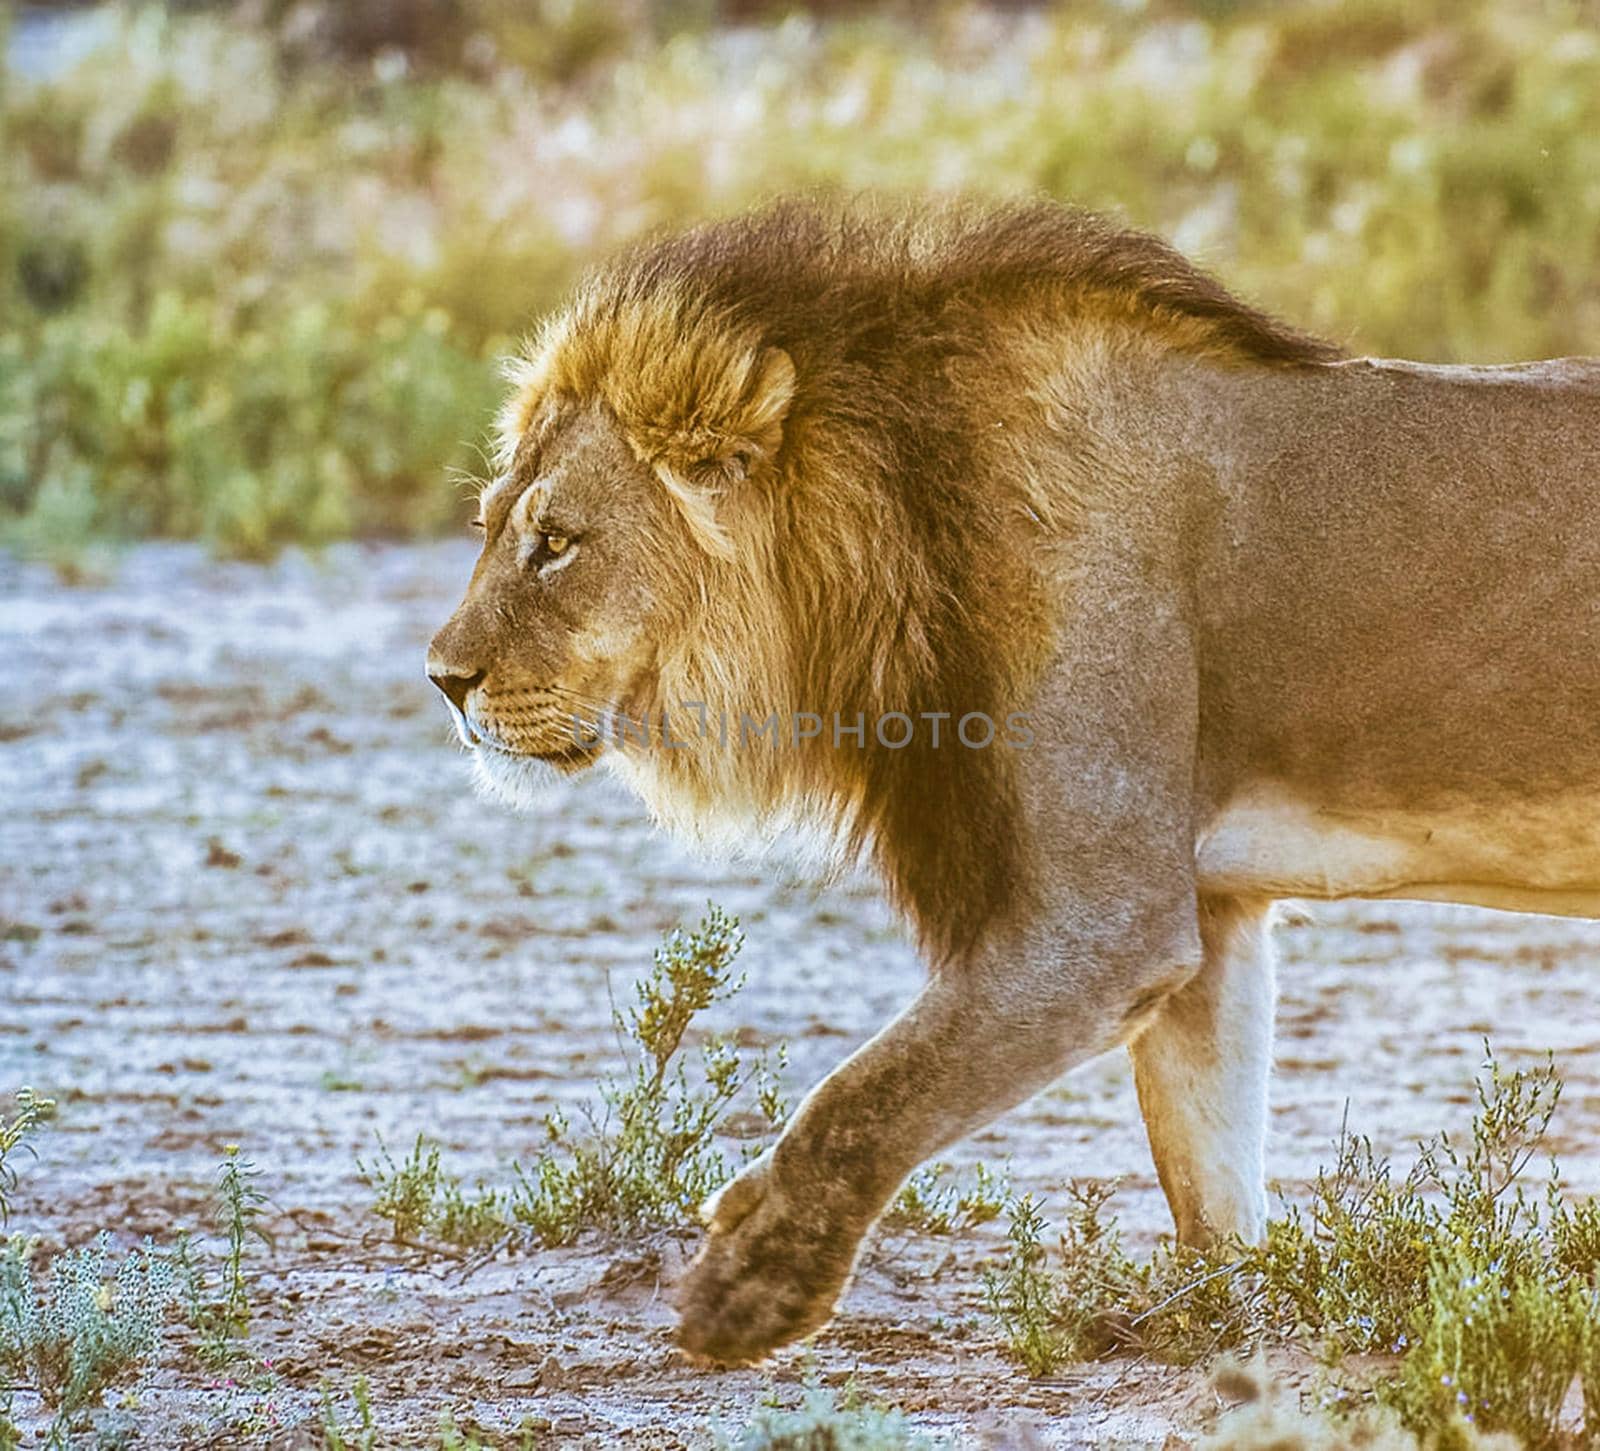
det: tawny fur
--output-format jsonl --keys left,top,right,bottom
{"left": 429, "top": 193, "right": 1600, "bottom": 1366}
{"left": 484, "top": 196, "right": 1336, "bottom": 962}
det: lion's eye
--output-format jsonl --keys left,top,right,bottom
{"left": 525, "top": 530, "right": 577, "bottom": 572}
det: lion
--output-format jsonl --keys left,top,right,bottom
{"left": 426, "top": 195, "right": 1600, "bottom": 1365}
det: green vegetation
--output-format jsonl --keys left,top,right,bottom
{"left": 986, "top": 1047, "right": 1600, "bottom": 1449}
{"left": 0, "top": 1090, "right": 53, "bottom": 1227}
{"left": 319, "top": 1375, "right": 537, "bottom": 1451}
{"left": 179, "top": 1143, "right": 271, "bottom": 1366}
{"left": 357, "top": 1131, "right": 513, "bottom": 1251}
{"left": 0, "top": 1121, "right": 271, "bottom": 1447}
{"left": 0, "top": 1233, "right": 179, "bottom": 1449}
{"left": 519, "top": 904, "right": 787, "bottom": 1242}
{"left": 985, "top": 1186, "right": 1113, "bottom": 1376}
{"left": 318, "top": 1375, "right": 378, "bottom": 1451}
{"left": 6, "top": 1, "right": 1600, "bottom": 560}
{"left": 717, "top": 1382, "right": 940, "bottom": 1451}
{"left": 881, "top": 1160, "right": 1006, "bottom": 1236}
{"left": 360, "top": 905, "right": 788, "bottom": 1251}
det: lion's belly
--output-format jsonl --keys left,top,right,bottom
{"left": 1197, "top": 784, "right": 1600, "bottom": 918}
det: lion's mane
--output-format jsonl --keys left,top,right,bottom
{"left": 496, "top": 197, "right": 1338, "bottom": 963}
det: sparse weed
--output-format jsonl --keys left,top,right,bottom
{"left": 214, "top": 1146, "right": 269, "bottom": 1341}
{"left": 357, "top": 1134, "right": 510, "bottom": 1251}
{"left": 320, "top": 1374, "right": 544, "bottom": 1450}
{"left": 986, "top": 1046, "right": 1600, "bottom": 1449}
{"left": 437, "top": 1410, "right": 542, "bottom": 1450}
{"left": 362, "top": 906, "right": 789, "bottom": 1252}
{"left": 0, "top": 1090, "right": 54, "bottom": 1227}
{"left": 320, "top": 1373, "right": 376, "bottom": 1451}
{"left": 0, "top": 1232, "right": 179, "bottom": 1449}
{"left": 358, "top": 1134, "right": 444, "bottom": 1244}
{"left": 883, "top": 1161, "right": 1006, "bottom": 1237}
{"left": 983, "top": 1178, "right": 1165, "bottom": 1375}
{"left": 717, "top": 1380, "right": 940, "bottom": 1451}
{"left": 173, "top": 1144, "right": 273, "bottom": 1368}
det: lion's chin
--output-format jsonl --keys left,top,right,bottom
{"left": 469, "top": 742, "right": 599, "bottom": 809}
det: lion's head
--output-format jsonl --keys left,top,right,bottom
{"left": 425, "top": 297, "right": 800, "bottom": 817}
{"left": 428, "top": 196, "right": 1336, "bottom": 961}
{"left": 424, "top": 394, "right": 780, "bottom": 802}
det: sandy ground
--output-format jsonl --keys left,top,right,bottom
{"left": 5, "top": 542, "right": 1600, "bottom": 1448}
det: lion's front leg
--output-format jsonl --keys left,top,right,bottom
{"left": 675, "top": 1139, "right": 865, "bottom": 1365}
{"left": 674, "top": 558, "right": 1209, "bottom": 1363}
{"left": 674, "top": 1011, "right": 949, "bottom": 1365}
{"left": 676, "top": 911, "right": 1201, "bottom": 1365}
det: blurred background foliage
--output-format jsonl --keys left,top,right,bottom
{"left": 3, "top": 0, "right": 1600, "bottom": 561}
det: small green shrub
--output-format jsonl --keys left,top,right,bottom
{"left": 215, "top": 1146, "right": 267, "bottom": 1336}
{"left": 0, "top": 1233, "right": 179, "bottom": 1448}
{"left": 512, "top": 904, "right": 787, "bottom": 1244}
{"left": 985, "top": 1047, "right": 1600, "bottom": 1449}
{"left": 882, "top": 1161, "right": 1005, "bottom": 1236}
{"left": 716, "top": 1382, "right": 940, "bottom": 1451}
{"left": 1389, "top": 1243, "right": 1595, "bottom": 1450}
{"left": 0, "top": 1135, "right": 270, "bottom": 1445}
{"left": 983, "top": 1179, "right": 1166, "bottom": 1375}
{"left": 982, "top": 1192, "right": 1074, "bottom": 1377}
{"left": 361, "top": 906, "right": 788, "bottom": 1252}
{"left": 357, "top": 1133, "right": 511, "bottom": 1251}
{"left": 0, "top": 1090, "right": 54, "bottom": 1228}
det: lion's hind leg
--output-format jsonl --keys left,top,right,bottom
{"left": 1128, "top": 894, "right": 1276, "bottom": 1246}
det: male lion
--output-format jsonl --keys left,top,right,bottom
{"left": 426, "top": 196, "right": 1600, "bottom": 1365}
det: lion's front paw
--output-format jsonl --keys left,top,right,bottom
{"left": 675, "top": 1160, "right": 860, "bottom": 1367}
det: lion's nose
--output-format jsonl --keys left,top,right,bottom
{"left": 427, "top": 663, "right": 485, "bottom": 714}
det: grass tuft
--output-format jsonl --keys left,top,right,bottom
{"left": 985, "top": 1045, "right": 1600, "bottom": 1448}
{"left": 360, "top": 906, "right": 788, "bottom": 1252}
{"left": 716, "top": 1381, "right": 940, "bottom": 1451}
{"left": 0, "top": 1091, "right": 54, "bottom": 1228}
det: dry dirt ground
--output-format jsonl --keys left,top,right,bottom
{"left": 5, "top": 542, "right": 1600, "bottom": 1448}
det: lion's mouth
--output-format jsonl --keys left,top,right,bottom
{"left": 477, "top": 735, "right": 599, "bottom": 774}
{"left": 444, "top": 698, "right": 600, "bottom": 773}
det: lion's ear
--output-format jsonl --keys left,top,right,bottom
{"left": 721, "top": 347, "right": 794, "bottom": 473}
{"left": 745, "top": 347, "right": 795, "bottom": 440}
{"left": 684, "top": 348, "right": 795, "bottom": 485}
